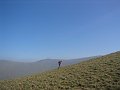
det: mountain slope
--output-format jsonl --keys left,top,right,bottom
{"left": 0, "top": 57, "right": 96, "bottom": 80}
{"left": 0, "top": 51, "right": 120, "bottom": 90}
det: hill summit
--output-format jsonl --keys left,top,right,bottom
{"left": 0, "top": 51, "right": 120, "bottom": 90}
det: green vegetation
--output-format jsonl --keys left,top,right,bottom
{"left": 0, "top": 51, "right": 120, "bottom": 90}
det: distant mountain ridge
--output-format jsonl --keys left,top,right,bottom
{"left": 0, "top": 56, "right": 98, "bottom": 80}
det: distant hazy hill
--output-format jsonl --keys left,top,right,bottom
{"left": 0, "top": 56, "right": 96, "bottom": 80}
{"left": 0, "top": 51, "right": 120, "bottom": 90}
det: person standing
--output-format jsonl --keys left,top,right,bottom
{"left": 58, "top": 60, "right": 62, "bottom": 69}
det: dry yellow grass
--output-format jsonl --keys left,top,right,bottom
{"left": 0, "top": 51, "right": 120, "bottom": 90}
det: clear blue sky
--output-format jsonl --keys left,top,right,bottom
{"left": 0, "top": 0, "right": 120, "bottom": 62}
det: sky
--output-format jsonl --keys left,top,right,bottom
{"left": 0, "top": 0, "right": 120, "bottom": 62}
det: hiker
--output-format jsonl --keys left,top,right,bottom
{"left": 58, "top": 60, "right": 62, "bottom": 68}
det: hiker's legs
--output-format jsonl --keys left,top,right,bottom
{"left": 58, "top": 63, "right": 60, "bottom": 69}
{"left": 59, "top": 63, "right": 61, "bottom": 67}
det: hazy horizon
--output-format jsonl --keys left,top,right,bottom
{"left": 0, "top": 0, "right": 120, "bottom": 62}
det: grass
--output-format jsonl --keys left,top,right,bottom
{"left": 0, "top": 51, "right": 120, "bottom": 90}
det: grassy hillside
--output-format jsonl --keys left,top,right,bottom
{"left": 0, "top": 51, "right": 120, "bottom": 90}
